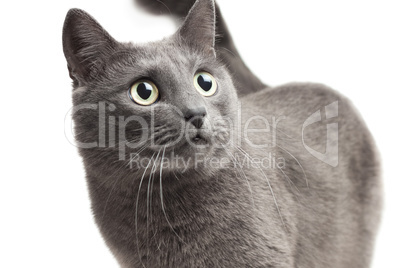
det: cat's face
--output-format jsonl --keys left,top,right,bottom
{"left": 64, "top": 1, "right": 238, "bottom": 175}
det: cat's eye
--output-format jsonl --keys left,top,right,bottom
{"left": 194, "top": 72, "right": 217, "bottom": 96}
{"left": 129, "top": 80, "right": 159, "bottom": 106}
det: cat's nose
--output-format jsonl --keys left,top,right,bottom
{"left": 184, "top": 106, "right": 207, "bottom": 128}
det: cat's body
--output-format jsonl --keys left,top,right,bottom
{"left": 63, "top": 1, "right": 382, "bottom": 267}
{"left": 88, "top": 83, "right": 381, "bottom": 268}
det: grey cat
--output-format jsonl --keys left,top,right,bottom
{"left": 62, "top": 0, "right": 382, "bottom": 267}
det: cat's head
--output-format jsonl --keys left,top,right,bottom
{"left": 63, "top": 0, "right": 239, "bottom": 177}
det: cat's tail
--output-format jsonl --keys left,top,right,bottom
{"left": 134, "top": 0, "right": 267, "bottom": 96}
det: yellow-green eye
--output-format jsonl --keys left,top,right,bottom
{"left": 194, "top": 72, "right": 217, "bottom": 96}
{"left": 129, "top": 80, "right": 159, "bottom": 106}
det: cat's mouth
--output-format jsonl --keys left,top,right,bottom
{"left": 149, "top": 129, "right": 212, "bottom": 153}
{"left": 191, "top": 133, "right": 208, "bottom": 145}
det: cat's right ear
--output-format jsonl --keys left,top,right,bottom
{"left": 62, "top": 9, "right": 118, "bottom": 87}
{"left": 177, "top": 0, "right": 216, "bottom": 56}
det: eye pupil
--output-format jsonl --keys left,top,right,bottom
{"left": 197, "top": 74, "right": 213, "bottom": 92}
{"left": 137, "top": 82, "right": 153, "bottom": 100}
{"left": 193, "top": 72, "right": 217, "bottom": 97}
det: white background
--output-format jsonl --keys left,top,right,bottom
{"left": 0, "top": 0, "right": 401, "bottom": 267}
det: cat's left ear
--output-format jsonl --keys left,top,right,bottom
{"left": 62, "top": 8, "right": 118, "bottom": 87}
{"left": 177, "top": 0, "right": 216, "bottom": 56}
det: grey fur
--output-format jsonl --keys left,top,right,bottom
{"left": 62, "top": 0, "right": 382, "bottom": 267}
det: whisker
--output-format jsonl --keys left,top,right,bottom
{"left": 224, "top": 147, "right": 255, "bottom": 209}
{"left": 275, "top": 128, "right": 295, "bottom": 140}
{"left": 276, "top": 144, "right": 308, "bottom": 187}
{"left": 146, "top": 149, "right": 161, "bottom": 264}
{"left": 159, "top": 146, "right": 184, "bottom": 242}
{"left": 155, "top": 0, "right": 173, "bottom": 16}
{"left": 149, "top": 157, "right": 159, "bottom": 239}
{"left": 277, "top": 166, "right": 302, "bottom": 205}
{"left": 236, "top": 146, "right": 287, "bottom": 232}
{"left": 172, "top": 171, "right": 180, "bottom": 181}
{"left": 278, "top": 166, "right": 300, "bottom": 193}
{"left": 135, "top": 152, "right": 155, "bottom": 268}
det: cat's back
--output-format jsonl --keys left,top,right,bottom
{"left": 240, "top": 82, "right": 382, "bottom": 267}
{"left": 241, "top": 82, "right": 378, "bottom": 155}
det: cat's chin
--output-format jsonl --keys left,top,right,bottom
{"left": 151, "top": 147, "right": 222, "bottom": 181}
{"left": 166, "top": 138, "right": 214, "bottom": 160}
{"left": 146, "top": 136, "right": 221, "bottom": 175}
